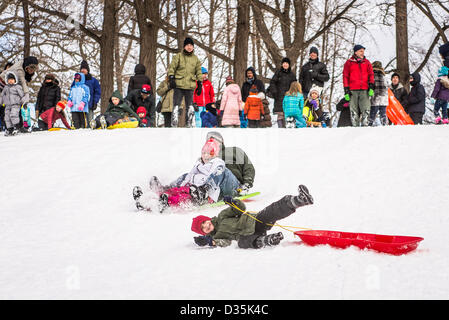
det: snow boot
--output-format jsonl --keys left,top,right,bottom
{"left": 189, "top": 184, "right": 211, "bottom": 205}
{"left": 133, "top": 186, "right": 143, "bottom": 201}
{"left": 435, "top": 116, "right": 442, "bottom": 124}
{"left": 290, "top": 185, "right": 314, "bottom": 208}
{"left": 186, "top": 105, "right": 196, "bottom": 128}
{"left": 254, "top": 232, "right": 284, "bottom": 248}
{"left": 4, "top": 127, "right": 13, "bottom": 136}
{"left": 171, "top": 105, "right": 183, "bottom": 128}
{"left": 158, "top": 193, "right": 169, "bottom": 213}
{"left": 89, "top": 118, "right": 97, "bottom": 129}
{"left": 443, "top": 118, "right": 449, "bottom": 124}
{"left": 11, "top": 124, "right": 20, "bottom": 135}
{"left": 285, "top": 117, "right": 296, "bottom": 129}
{"left": 149, "top": 176, "right": 165, "bottom": 193}
{"left": 99, "top": 115, "right": 107, "bottom": 129}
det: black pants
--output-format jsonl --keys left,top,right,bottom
{"left": 162, "top": 112, "right": 172, "bottom": 127}
{"left": 248, "top": 120, "right": 260, "bottom": 128}
{"left": 409, "top": 112, "right": 424, "bottom": 125}
{"left": 72, "top": 112, "right": 87, "bottom": 129}
{"left": 237, "top": 196, "right": 296, "bottom": 249}
{"left": 173, "top": 88, "right": 193, "bottom": 124}
{"left": 94, "top": 113, "right": 121, "bottom": 128}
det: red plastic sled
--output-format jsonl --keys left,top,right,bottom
{"left": 387, "top": 89, "right": 414, "bottom": 125}
{"left": 294, "top": 230, "right": 423, "bottom": 255}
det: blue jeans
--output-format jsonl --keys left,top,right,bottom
{"left": 170, "top": 168, "right": 240, "bottom": 199}
{"left": 434, "top": 99, "right": 448, "bottom": 119}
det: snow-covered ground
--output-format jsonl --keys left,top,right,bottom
{"left": 1, "top": 126, "right": 448, "bottom": 300}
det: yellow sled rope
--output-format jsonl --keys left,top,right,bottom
{"left": 223, "top": 200, "right": 312, "bottom": 234}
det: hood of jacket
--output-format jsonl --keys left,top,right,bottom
{"left": 245, "top": 66, "right": 258, "bottom": 80}
{"left": 410, "top": 72, "right": 421, "bottom": 86}
{"left": 227, "top": 83, "right": 241, "bottom": 95}
{"left": 74, "top": 72, "right": 86, "bottom": 86}
{"left": 4, "top": 71, "right": 18, "bottom": 85}
{"left": 109, "top": 90, "right": 124, "bottom": 104}
{"left": 134, "top": 64, "right": 146, "bottom": 75}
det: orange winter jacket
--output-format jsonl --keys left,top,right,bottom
{"left": 244, "top": 93, "right": 265, "bottom": 120}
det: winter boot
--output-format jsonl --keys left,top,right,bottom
{"left": 186, "top": 105, "right": 196, "bottom": 128}
{"left": 285, "top": 117, "right": 296, "bottom": 129}
{"left": 90, "top": 118, "right": 97, "bottom": 129}
{"left": 171, "top": 105, "right": 182, "bottom": 128}
{"left": 435, "top": 116, "right": 442, "bottom": 124}
{"left": 4, "top": 127, "right": 13, "bottom": 136}
{"left": 99, "top": 115, "right": 107, "bottom": 129}
{"left": 158, "top": 193, "right": 169, "bottom": 213}
{"left": 11, "top": 124, "right": 20, "bottom": 135}
{"left": 149, "top": 176, "right": 165, "bottom": 193}
{"left": 290, "top": 185, "right": 314, "bottom": 208}
{"left": 254, "top": 232, "right": 284, "bottom": 249}
{"left": 189, "top": 184, "right": 211, "bottom": 205}
{"left": 443, "top": 118, "right": 449, "bottom": 124}
{"left": 132, "top": 186, "right": 145, "bottom": 211}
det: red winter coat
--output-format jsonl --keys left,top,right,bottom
{"left": 39, "top": 107, "right": 71, "bottom": 129}
{"left": 193, "top": 79, "right": 215, "bottom": 107}
{"left": 343, "top": 55, "right": 374, "bottom": 91}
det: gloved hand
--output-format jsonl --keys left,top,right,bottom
{"left": 169, "top": 76, "right": 176, "bottom": 89}
{"left": 67, "top": 100, "right": 74, "bottom": 109}
{"left": 223, "top": 196, "right": 238, "bottom": 206}
{"left": 192, "top": 102, "right": 199, "bottom": 112}
{"left": 310, "top": 99, "right": 319, "bottom": 110}
{"left": 344, "top": 94, "right": 351, "bottom": 101}
{"left": 77, "top": 102, "right": 85, "bottom": 111}
{"left": 238, "top": 183, "right": 251, "bottom": 195}
{"left": 196, "top": 81, "right": 202, "bottom": 96}
{"left": 194, "top": 236, "right": 214, "bottom": 247}
{"left": 368, "top": 89, "right": 374, "bottom": 97}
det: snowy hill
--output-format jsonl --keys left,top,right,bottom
{"left": 1, "top": 126, "right": 448, "bottom": 300}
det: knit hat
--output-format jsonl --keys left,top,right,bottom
{"left": 45, "top": 73, "right": 56, "bottom": 81}
{"left": 438, "top": 66, "right": 449, "bottom": 77}
{"left": 309, "top": 85, "right": 322, "bottom": 97}
{"left": 80, "top": 60, "right": 90, "bottom": 72}
{"left": 201, "top": 67, "right": 208, "bottom": 74}
{"left": 309, "top": 46, "right": 319, "bottom": 55}
{"left": 191, "top": 215, "right": 211, "bottom": 235}
{"left": 56, "top": 101, "right": 66, "bottom": 110}
{"left": 281, "top": 57, "right": 291, "bottom": 65}
{"left": 6, "top": 72, "right": 16, "bottom": 81}
{"left": 141, "top": 84, "right": 151, "bottom": 94}
{"left": 391, "top": 72, "right": 400, "bottom": 80}
{"left": 201, "top": 138, "right": 220, "bottom": 158}
{"left": 353, "top": 44, "right": 365, "bottom": 52}
{"left": 206, "top": 131, "right": 224, "bottom": 145}
{"left": 225, "top": 76, "right": 234, "bottom": 84}
{"left": 439, "top": 43, "right": 449, "bottom": 58}
{"left": 184, "top": 37, "right": 194, "bottom": 47}
{"left": 136, "top": 106, "right": 147, "bottom": 116}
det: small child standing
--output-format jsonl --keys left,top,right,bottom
{"left": 303, "top": 85, "right": 325, "bottom": 126}
{"left": 244, "top": 85, "right": 265, "bottom": 128}
{"left": 282, "top": 81, "right": 306, "bottom": 128}
{"left": 431, "top": 66, "right": 449, "bottom": 124}
{"left": 0, "top": 72, "right": 26, "bottom": 136}
{"left": 67, "top": 72, "right": 90, "bottom": 129}
{"left": 21, "top": 104, "right": 32, "bottom": 132}
{"left": 368, "top": 61, "right": 388, "bottom": 126}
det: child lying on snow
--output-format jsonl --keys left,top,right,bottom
{"left": 191, "top": 185, "right": 314, "bottom": 249}
{"left": 133, "top": 138, "right": 240, "bottom": 212}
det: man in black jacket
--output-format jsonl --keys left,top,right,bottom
{"left": 404, "top": 72, "right": 426, "bottom": 124}
{"left": 125, "top": 84, "right": 155, "bottom": 127}
{"left": 35, "top": 74, "right": 61, "bottom": 119}
{"left": 241, "top": 67, "right": 265, "bottom": 102}
{"left": 298, "top": 47, "right": 330, "bottom": 98}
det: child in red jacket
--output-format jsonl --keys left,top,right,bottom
{"left": 36, "top": 100, "right": 71, "bottom": 130}
{"left": 244, "top": 85, "right": 265, "bottom": 128}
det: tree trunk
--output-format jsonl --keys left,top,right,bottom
{"left": 99, "top": 0, "right": 117, "bottom": 113}
{"left": 395, "top": 0, "right": 410, "bottom": 88}
{"left": 234, "top": 0, "right": 250, "bottom": 86}
{"left": 22, "top": 0, "right": 31, "bottom": 57}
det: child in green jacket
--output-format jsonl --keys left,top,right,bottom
{"left": 191, "top": 185, "right": 314, "bottom": 249}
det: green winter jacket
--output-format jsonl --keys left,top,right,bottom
{"left": 220, "top": 145, "right": 256, "bottom": 188}
{"left": 106, "top": 90, "right": 140, "bottom": 123}
{"left": 167, "top": 50, "right": 202, "bottom": 90}
{"left": 208, "top": 200, "right": 257, "bottom": 247}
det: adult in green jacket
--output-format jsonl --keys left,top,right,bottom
{"left": 191, "top": 185, "right": 314, "bottom": 249}
{"left": 167, "top": 37, "right": 203, "bottom": 127}
{"left": 91, "top": 90, "right": 140, "bottom": 129}
{"left": 206, "top": 131, "right": 255, "bottom": 194}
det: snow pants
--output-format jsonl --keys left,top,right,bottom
{"left": 237, "top": 195, "right": 296, "bottom": 249}
{"left": 434, "top": 99, "right": 448, "bottom": 119}
{"left": 350, "top": 90, "right": 371, "bottom": 127}
{"left": 4, "top": 104, "right": 21, "bottom": 128}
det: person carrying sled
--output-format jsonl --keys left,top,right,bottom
{"left": 90, "top": 90, "right": 140, "bottom": 129}
{"left": 191, "top": 185, "right": 314, "bottom": 249}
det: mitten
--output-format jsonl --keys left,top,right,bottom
{"left": 368, "top": 89, "right": 374, "bottom": 97}
{"left": 196, "top": 81, "right": 202, "bottom": 96}
{"left": 310, "top": 99, "right": 318, "bottom": 110}
{"left": 344, "top": 94, "right": 351, "bottom": 101}
{"left": 169, "top": 76, "right": 176, "bottom": 89}
{"left": 77, "top": 102, "right": 85, "bottom": 111}
{"left": 194, "top": 236, "right": 214, "bottom": 247}
{"left": 67, "top": 100, "right": 74, "bottom": 109}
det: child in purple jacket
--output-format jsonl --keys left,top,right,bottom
{"left": 432, "top": 66, "right": 449, "bottom": 124}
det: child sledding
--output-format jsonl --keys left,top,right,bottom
{"left": 191, "top": 185, "right": 314, "bottom": 249}
{"left": 133, "top": 138, "right": 241, "bottom": 213}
